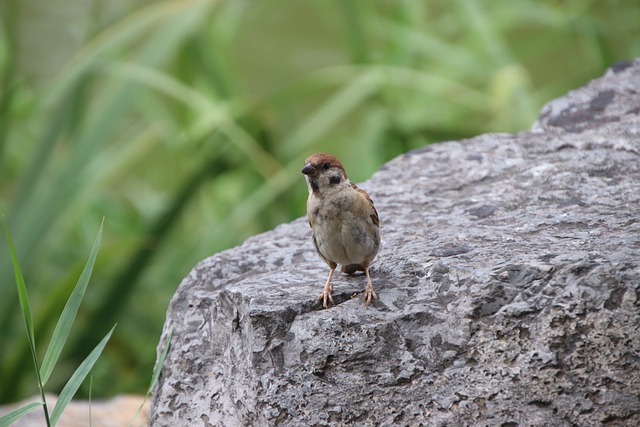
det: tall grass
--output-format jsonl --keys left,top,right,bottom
{"left": 0, "top": 221, "right": 113, "bottom": 426}
{"left": 1, "top": 0, "right": 639, "bottom": 402}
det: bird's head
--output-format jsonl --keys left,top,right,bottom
{"left": 301, "top": 153, "right": 348, "bottom": 193}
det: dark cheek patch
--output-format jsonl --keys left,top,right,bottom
{"left": 329, "top": 175, "right": 342, "bottom": 185}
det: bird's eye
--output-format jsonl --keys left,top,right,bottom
{"left": 322, "top": 163, "right": 330, "bottom": 170}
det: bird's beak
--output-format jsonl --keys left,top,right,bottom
{"left": 301, "top": 163, "right": 315, "bottom": 176}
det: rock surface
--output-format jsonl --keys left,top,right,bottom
{"left": 150, "top": 60, "right": 640, "bottom": 426}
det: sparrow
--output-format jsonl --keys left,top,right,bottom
{"left": 301, "top": 153, "right": 380, "bottom": 308}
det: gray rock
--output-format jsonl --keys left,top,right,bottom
{"left": 150, "top": 60, "right": 640, "bottom": 426}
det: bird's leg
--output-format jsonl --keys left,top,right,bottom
{"left": 318, "top": 266, "right": 336, "bottom": 308}
{"left": 363, "top": 267, "right": 378, "bottom": 307}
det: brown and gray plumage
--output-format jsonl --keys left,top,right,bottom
{"left": 301, "top": 153, "right": 380, "bottom": 308}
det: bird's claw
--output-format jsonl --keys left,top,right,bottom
{"left": 363, "top": 287, "right": 377, "bottom": 307}
{"left": 318, "top": 290, "right": 334, "bottom": 308}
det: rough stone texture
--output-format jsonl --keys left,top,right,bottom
{"left": 150, "top": 60, "right": 640, "bottom": 426}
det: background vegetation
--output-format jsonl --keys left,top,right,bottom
{"left": 1, "top": 0, "right": 638, "bottom": 403}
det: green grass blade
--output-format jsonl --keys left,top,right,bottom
{"left": 50, "top": 325, "right": 116, "bottom": 427}
{"left": 0, "top": 402, "right": 43, "bottom": 427}
{"left": 148, "top": 329, "right": 173, "bottom": 394}
{"left": 4, "top": 219, "right": 51, "bottom": 423}
{"left": 127, "top": 329, "right": 173, "bottom": 427}
{"left": 88, "top": 376, "right": 93, "bottom": 427}
{"left": 4, "top": 219, "right": 36, "bottom": 348}
{"left": 40, "top": 219, "right": 103, "bottom": 385}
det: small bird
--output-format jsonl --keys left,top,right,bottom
{"left": 301, "top": 153, "right": 380, "bottom": 308}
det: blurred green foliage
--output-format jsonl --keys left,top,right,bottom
{"left": 0, "top": 0, "right": 638, "bottom": 403}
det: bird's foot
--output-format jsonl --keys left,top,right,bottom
{"left": 318, "top": 285, "right": 334, "bottom": 309}
{"left": 363, "top": 285, "right": 377, "bottom": 307}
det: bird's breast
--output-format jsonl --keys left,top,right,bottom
{"left": 307, "top": 193, "right": 379, "bottom": 266}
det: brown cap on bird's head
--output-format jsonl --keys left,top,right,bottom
{"left": 301, "top": 153, "right": 347, "bottom": 178}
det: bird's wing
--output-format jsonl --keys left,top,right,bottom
{"left": 351, "top": 183, "right": 379, "bottom": 227}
